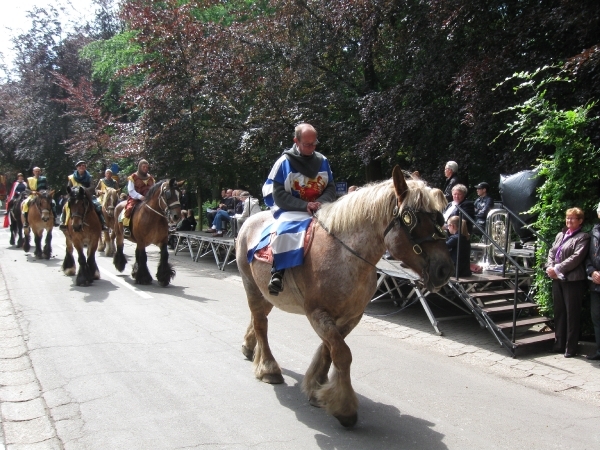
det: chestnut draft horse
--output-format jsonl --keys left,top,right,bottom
{"left": 22, "top": 190, "right": 55, "bottom": 259}
{"left": 98, "top": 187, "right": 120, "bottom": 257}
{"left": 113, "top": 179, "right": 182, "bottom": 286}
{"left": 61, "top": 186, "right": 102, "bottom": 286}
{"left": 236, "top": 166, "right": 454, "bottom": 428}
{"left": 7, "top": 194, "right": 25, "bottom": 248}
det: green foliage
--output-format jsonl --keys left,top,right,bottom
{"left": 497, "top": 69, "right": 600, "bottom": 314}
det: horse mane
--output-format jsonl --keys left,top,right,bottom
{"left": 101, "top": 187, "right": 118, "bottom": 208}
{"left": 318, "top": 178, "right": 437, "bottom": 235}
{"left": 143, "top": 180, "right": 167, "bottom": 204}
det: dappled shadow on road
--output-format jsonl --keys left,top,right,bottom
{"left": 270, "top": 368, "right": 447, "bottom": 450}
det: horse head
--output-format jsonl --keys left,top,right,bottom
{"left": 160, "top": 178, "right": 182, "bottom": 224}
{"left": 383, "top": 166, "right": 453, "bottom": 292}
{"left": 35, "top": 190, "right": 55, "bottom": 222}
{"left": 67, "top": 186, "right": 91, "bottom": 232}
{"left": 102, "top": 187, "right": 120, "bottom": 218}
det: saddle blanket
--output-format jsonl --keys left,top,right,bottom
{"left": 248, "top": 211, "right": 315, "bottom": 269}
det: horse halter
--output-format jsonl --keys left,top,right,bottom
{"left": 383, "top": 205, "right": 446, "bottom": 255}
{"left": 157, "top": 184, "right": 181, "bottom": 222}
{"left": 69, "top": 188, "right": 90, "bottom": 223}
{"left": 33, "top": 191, "right": 52, "bottom": 216}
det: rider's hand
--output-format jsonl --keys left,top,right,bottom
{"left": 140, "top": 196, "right": 145, "bottom": 201}
{"left": 306, "top": 202, "right": 321, "bottom": 214}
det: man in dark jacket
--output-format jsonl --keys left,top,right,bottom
{"left": 443, "top": 161, "right": 460, "bottom": 202}
{"left": 474, "top": 182, "right": 494, "bottom": 234}
{"left": 585, "top": 203, "right": 600, "bottom": 360}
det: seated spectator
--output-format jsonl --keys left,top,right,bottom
{"left": 206, "top": 189, "right": 228, "bottom": 229}
{"left": 473, "top": 182, "right": 493, "bottom": 234}
{"left": 176, "top": 210, "right": 193, "bottom": 232}
{"left": 187, "top": 210, "right": 197, "bottom": 231}
{"left": 446, "top": 215, "right": 472, "bottom": 277}
{"left": 234, "top": 191, "right": 261, "bottom": 230}
{"left": 443, "top": 184, "right": 475, "bottom": 233}
{"left": 211, "top": 208, "right": 231, "bottom": 237}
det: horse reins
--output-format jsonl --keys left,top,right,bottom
{"left": 145, "top": 184, "right": 180, "bottom": 222}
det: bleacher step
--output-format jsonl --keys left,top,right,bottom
{"left": 482, "top": 302, "right": 537, "bottom": 314}
{"left": 514, "top": 332, "right": 556, "bottom": 346}
{"left": 470, "top": 289, "right": 521, "bottom": 300}
{"left": 495, "top": 316, "right": 550, "bottom": 329}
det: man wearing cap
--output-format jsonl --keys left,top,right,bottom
{"left": 59, "top": 161, "right": 108, "bottom": 231}
{"left": 95, "top": 168, "right": 119, "bottom": 202}
{"left": 22, "top": 167, "right": 49, "bottom": 228}
{"left": 443, "top": 161, "right": 460, "bottom": 203}
{"left": 474, "top": 181, "right": 493, "bottom": 234}
{"left": 122, "top": 159, "right": 155, "bottom": 237}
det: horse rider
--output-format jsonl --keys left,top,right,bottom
{"left": 262, "top": 123, "right": 336, "bottom": 294}
{"left": 59, "top": 161, "right": 109, "bottom": 231}
{"left": 122, "top": 159, "right": 155, "bottom": 238}
{"left": 3, "top": 173, "right": 28, "bottom": 228}
{"left": 95, "top": 168, "right": 119, "bottom": 202}
{"left": 22, "top": 167, "right": 49, "bottom": 229}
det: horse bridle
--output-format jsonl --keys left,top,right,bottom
{"left": 32, "top": 191, "right": 52, "bottom": 217}
{"left": 383, "top": 205, "right": 447, "bottom": 255}
{"left": 69, "top": 188, "right": 91, "bottom": 225}
{"left": 146, "top": 184, "right": 181, "bottom": 222}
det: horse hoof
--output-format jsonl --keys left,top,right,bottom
{"left": 335, "top": 413, "right": 358, "bottom": 428}
{"left": 64, "top": 268, "right": 75, "bottom": 276}
{"left": 309, "top": 396, "right": 322, "bottom": 408}
{"left": 241, "top": 345, "right": 254, "bottom": 360}
{"left": 94, "top": 271, "right": 100, "bottom": 280}
{"left": 260, "top": 373, "right": 284, "bottom": 384}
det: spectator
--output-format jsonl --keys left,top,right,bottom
{"left": 442, "top": 184, "right": 475, "bottom": 233}
{"left": 234, "top": 191, "right": 261, "bottom": 230}
{"left": 176, "top": 210, "right": 193, "bottom": 232}
{"left": 585, "top": 202, "right": 600, "bottom": 360}
{"left": 446, "top": 215, "right": 472, "bottom": 277}
{"left": 187, "top": 210, "right": 197, "bottom": 231}
{"left": 474, "top": 182, "right": 493, "bottom": 234}
{"left": 443, "top": 161, "right": 459, "bottom": 202}
{"left": 180, "top": 188, "right": 189, "bottom": 210}
{"left": 546, "top": 207, "right": 590, "bottom": 358}
{"left": 206, "top": 189, "right": 229, "bottom": 230}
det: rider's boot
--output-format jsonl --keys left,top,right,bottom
{"left": 123, "top": 216, "right": 131, "bottom": 238}
{"left": 268, "top": 268, "right": 285, "bottom": 295}
{"left": 59, "top": 211, "right": 67, "bottom": 230}
{"left": 23, "top": 212, "right": 29, "bottom": 228}
{"left": 97, "top": 210, "right": 109, "bottom": 231}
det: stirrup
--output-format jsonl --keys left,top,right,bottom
{"left": 59, "top": 223, "right": 67, "bottom": 230}
{"left": 123, "top": 227, "right": 131, "bottom": 237}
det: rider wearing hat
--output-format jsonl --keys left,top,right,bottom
{"left": 59, "top": 161, "right": 108, "bottom": 231}
{"left": 95, "top": 168, "right": 119, "bottom": 202}
{"left": 122, "top": 159, "right": 155, "bottom": 238}
{"left": 22, "top": 167, "right": 49, "bottom": 228}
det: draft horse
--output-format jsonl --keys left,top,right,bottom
{"left": 22, "top": 190, "right": 55, "bottom": 259}
{"left": 61, "top": 186, "right": 102, "bottom": 286}
{"left": 97, "top": 187, "right": 120, "bottom": 257}
{"left": 113, "top": 179, "right": 182, "bottom": 286}
{"left": 236, "top": 166, "right": 454, "bottom": 428}
{"left": 7, "top": 194, "right": 25, "bottom": 248}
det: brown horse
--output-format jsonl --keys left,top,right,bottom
{"left": 22, "top": 190, "right": 55, "bottom": 259}
{"left": 236, "top": 166, "right": 453, "bottom": 427}
{"left": 113, "top": 179, "right": 182, "bottom": 286}
{"left": 61, "top": 186, "right": 102, "bottom": 286}
{"left": 98, "top": 187, "right": 120, "bottom": 257}
{"left": 7, "top": 194, "right": 25, "bottom": 248}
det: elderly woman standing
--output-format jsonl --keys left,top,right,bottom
{"left": 585, "top": 202, "right": 600, "bottom": 360}
{"left": 546, "top": 207, "right": 590, "bottom": 358}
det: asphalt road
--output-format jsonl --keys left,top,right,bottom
{"left": 1, "top": 226, "right": 599, "bottom": 449}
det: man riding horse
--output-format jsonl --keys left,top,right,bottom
{"left": 59, "top": 161, "right": 108, "bottom": 231}
{"left": 261, "top": 123, "right": 336, "bottom": 294}
{"left": 3, "top": 173, "right": 28, "bottom": 228}
{"left": 95, "top": 168, "right": 119, "bottom": 203}
{"left": 22, "top": 167, "right": 49, "bottom": 229}
{"left": 122, "top": 159, "right": 155, "bottom": 238}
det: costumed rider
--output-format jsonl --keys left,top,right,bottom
{"left": 122, "top": 159, "right": 155, "bottom": 238}
{"left": 22, "top": 167, "right": 49, "bottom": 229}
{"left": 3, "top": 173, "right": 28, "bottom": 228}
{"left": 261, "top": 123, "right": 336, "bottom": 295}
{"left": 95, "top": 168, "right": 119, "bottom": 202}
{"left": 59, "top": 161, "right": 108, "bottom": 231}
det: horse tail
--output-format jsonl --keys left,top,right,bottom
{"left": 113, "top": 245, "right": 127, "bottom": 272}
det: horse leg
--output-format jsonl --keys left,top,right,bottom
{"left": 247, "top": 295, "right": 283, "bottom": 384}
{"left": 98, "top": 231, "right": 106, "bottom": 252}
{"left": 134, "top": 247, "right": 153, "bottom": 285}
{"left": 22, "top": 225, "right": 31, "bottom": 252}
{"left": 62, "top": 238, "right": 76, "bottom": 276}
{"left": 17, "top": 223, "right": 23, "bottom": 248}
{"left": 75, "top": 246, "right": 91, "bottom": 286}
{"left": 9, "top": 222, "right": 15, "bottom": 246}
{"left": 87, "top": 241, "right": 100, "bottom": 280}
{"left": 106, "top": 229, "right": 116, "bottom": 257}
{"left": 307, "top": 309, "right": 360, "bottom": 428}
{"left": 156, "top": 243, "right": 175, "bottom": 287}
{"left": 34, "top": 233, "right": 43, "bottom": 259}
{"left": 42, "top": 229, "right": 52, "bottom": 259}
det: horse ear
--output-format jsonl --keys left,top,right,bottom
{"left": 392, "top": 165, "right": 409, "bottom": 203}
{"left": 49, "top": 190, "right": 55, "bottom": 197}
{"left": 177, "top": 180, "right": 185, "bottom": 187}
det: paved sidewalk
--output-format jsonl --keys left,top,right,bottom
{"left": 0, "top": 267, "right": 61, "bottom": 449}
